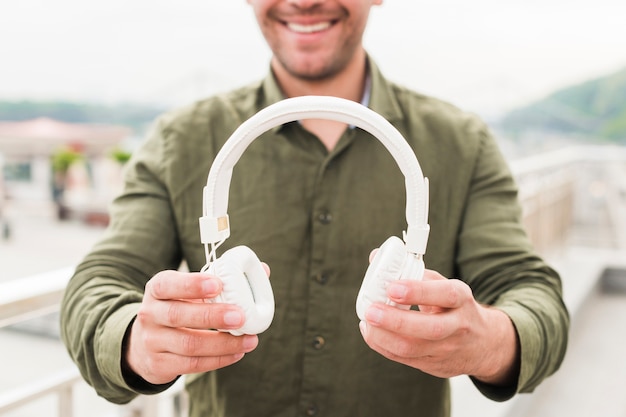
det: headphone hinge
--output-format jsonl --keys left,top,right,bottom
{"left": 199, "top": 214, "right": 230, "bottom": 244}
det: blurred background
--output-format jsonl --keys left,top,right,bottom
{"left": 1, "top": 1, "right": 625, "bottom": 416}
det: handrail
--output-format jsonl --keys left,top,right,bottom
{"left": 0, "top": 368, "right": 80, "bottom": 415}
{"left": 0, "top": 267, "right": 187, "bottom": 417}
{"left": 0, "top": 266, "right": 74, "bottom": 328}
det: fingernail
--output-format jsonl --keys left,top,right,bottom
{"left": 388, "top": 282, "right": 408, "bottom": 299}
{"left": 242, "top": 335, "right": 258, "bottom": 351}
{"left": 365, "top": 305, "right": 384, "bottom": 324}
{"left": 224, "top": 310, "right": 244, "bottom": 327}
{"left": 202, "top": 278, "right": 219, "bottom": 295}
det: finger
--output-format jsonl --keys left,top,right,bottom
{"left": 138, "top": 332, "right": 258, "bottom": 382}
{"left": 146, "top": 271, "right": 222, "bottom": 301}
{"left": 173, "top": 351, "right": 246, "bottom": 375}
{"left": 387, "top": 276, "right": 471, "bottom": 309}
{"left": 364, "top": 303, "right": 458, "bottom": 341}
{"left": 360, "top": 319, "right": 464, "bottom": 379}
{"left": 415, "top": 270, "right": 449, "bottom": 313}
{"left": 360, "top": 326, "right": 455, "bottom": 379}
{"left": 422, "top": 269, "right": 447, "bottom": 282}
{"left": 151, "top": 327, "right": 259, "bottom": 358}
{"left": 360, "top": 320, "right": 427, "bottom": 362}
{"left": 149, "top": 299, "right": 247, "bottom": 330}
{"left": 149, "top": 349, "right": 247, "bottom": 379}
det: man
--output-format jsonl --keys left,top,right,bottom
{"left": 61, "top": 1, "right": 569, "bottom": 416}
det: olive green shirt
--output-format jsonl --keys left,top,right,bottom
{"left": 61, "top": 60, "right": 569, "bottom": 417}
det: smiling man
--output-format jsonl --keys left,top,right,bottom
{"left": 61, "top": 1, "right": 569, "bottom": 416}
{"left": 254, "top": 0, "right": 374, "bottom": 81}
{"left": 251, "top": 0, "right": 380, "bottom": 151}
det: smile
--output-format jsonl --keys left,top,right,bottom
{"left": 286, "top": 21, "right": 333, "bottom": 34}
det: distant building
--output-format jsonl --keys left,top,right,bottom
{"left": 0, "top": 117, "right": 131, "bottom": 224}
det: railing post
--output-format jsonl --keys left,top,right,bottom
{"left": 58, "top": 383, "right": 73, "bottom": 417}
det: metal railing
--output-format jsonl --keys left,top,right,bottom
{"left": 0, "top": 267, "right": 74, "bottom": 329}
{"left": 0, "top": 368, "right": 79, "bottom": 416}
{"left": 511, "top": 145, "right": 626, "bottom": 252}
{"left": 1, "top": 144, "right": 625, "bottom": 416}
{"left": 511, "top": 148, "right": 577, "bottom": 254}
{"left": 0, "top": 279, "right": 188, "bottom": 415}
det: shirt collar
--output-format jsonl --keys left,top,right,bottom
{"left": 365, "top": 57, "right": 404, "bottom": 124}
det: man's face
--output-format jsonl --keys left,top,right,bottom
{"left": 247, "top": 0, "right": 382, "bottom": 81}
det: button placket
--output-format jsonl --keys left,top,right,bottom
{"left": 300, "top": 157, "right": 340, "bottom": 417}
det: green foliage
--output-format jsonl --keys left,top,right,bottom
{"left": 110, "top": 147, "right": 132, "bottom": 165}
{"left": 51, "top": 147, "right": 83, "bottom": 173}
{"left": 499, "top": 67, "right": 626, "bottom": 143}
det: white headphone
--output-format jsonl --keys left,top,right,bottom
{"left": 199, "top": 96, "right": 430, "bottom": 335}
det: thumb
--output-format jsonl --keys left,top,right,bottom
{"left": 368, "top": 248, "right": 379, "bottom": 264}
{"left": 261, "top": 262, "right": 271, "bottom": 278}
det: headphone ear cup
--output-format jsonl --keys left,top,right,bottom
{"left": 207, "top": 246, "right": 275, "bottom": 335}
{"left": 356, "top": 236, "right": 407, "bottom": 321}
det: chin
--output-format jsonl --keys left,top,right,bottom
{"left": 281, "top": 57, "right": 346, "bottom": 81}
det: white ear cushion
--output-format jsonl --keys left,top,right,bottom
{"left": 207, "top": 246, "right": 275, "bottom": 335}
{"left": 356, "top": 236, "right": 407, "bottom": 321}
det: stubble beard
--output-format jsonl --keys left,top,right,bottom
{"left": 272, "top": 39, "right": 362, "bottom": 82}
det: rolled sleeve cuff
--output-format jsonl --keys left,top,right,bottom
{"left": 472, "top": 303, "right": 542, "bottom": 401}
{"left": 95, "top": 302, "right": 176, "bottom": 395}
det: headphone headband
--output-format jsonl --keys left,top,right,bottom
{"left": 200, "top": 96, "right": 429, "bottom": 255}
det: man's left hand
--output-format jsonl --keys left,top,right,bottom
{"left": 359, "top": 269, "right": 519, "bottom": 386}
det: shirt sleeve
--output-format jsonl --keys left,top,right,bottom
{"left": 60, "top": 117, "right": 184, "bottom": 403}
{"left": 455, "top": 121, "right": 570, "bottom": 400}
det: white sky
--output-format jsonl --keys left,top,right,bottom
{"left": 1, "top": 0, "right": 625, "bottom": 118}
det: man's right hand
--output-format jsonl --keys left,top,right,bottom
{"left": 124, "top": 270, "right": 260, "bottom": 385}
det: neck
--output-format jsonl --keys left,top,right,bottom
{"left": 272, "top": 50, "right": 368, "bottom": 151}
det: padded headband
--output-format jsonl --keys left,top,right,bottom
{"left": 200, "top": 96, "right": 430, "bottom": 255}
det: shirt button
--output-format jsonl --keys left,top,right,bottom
{"left": 313, "top": 273, "right": 329, "bottom": 285}
{"left": 305, "top": 403, "right": 318, "bottom": 416}
{"left": 312, "top": 336, "right": 326, "bottom": 350}
{"left": 317, "top": 211, "right": 333, "bottom": 224}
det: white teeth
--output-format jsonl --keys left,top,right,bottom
{"left": 287, "top": 21, "right": 331, "bottom": 33}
